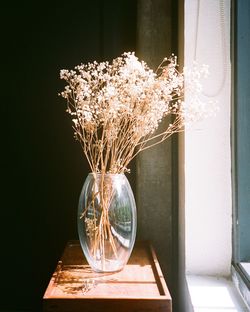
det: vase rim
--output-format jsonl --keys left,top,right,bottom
{"left": 89, "top": 172, "right": 125, "bottom": 176}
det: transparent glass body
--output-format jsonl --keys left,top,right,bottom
{"left": 77, "top": 173, "right": 137, "bottom": 272}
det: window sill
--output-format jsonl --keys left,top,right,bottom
{"left": 186, "top": 274, "right": 249, "bottom": 311}
{"left": 232, "top": 264, "right": 250, "bottom": 309}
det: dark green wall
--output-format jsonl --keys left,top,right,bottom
{"left": 1, "top": 1, "right": 136, "bottom": 310}
{"left": 136, "top": 1, "right": 181, "bottom": 311}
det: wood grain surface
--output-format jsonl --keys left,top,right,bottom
{"left": 43, "top": 240, "right": 172, "bottom": 312}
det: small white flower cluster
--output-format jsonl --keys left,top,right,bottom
{"left": 60, "top": 53, "right": 180, "bottom": 136}
{"left": 59, "top": 52, "right": 215, "bottom": 173}
{"left": 181, "top": 62, "right": 218, "bottom": 124}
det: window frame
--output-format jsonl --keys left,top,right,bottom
{"left": 231, "top": 0, "right": 250, "bottom": 306}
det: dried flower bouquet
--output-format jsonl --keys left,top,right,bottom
{"left": 60, "top": 52, "right": 215, "bottom": 269}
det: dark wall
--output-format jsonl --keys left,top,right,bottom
{"left": 1, "top": 1, "right": 136, "bottom": 310}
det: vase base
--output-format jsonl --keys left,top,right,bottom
{"left": 90, "top": 259, "right": 125, "bottom": 273}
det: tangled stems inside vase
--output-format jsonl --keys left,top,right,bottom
{"left": 78, "top": 173, "right": 136, "bottom": 272}
{"left": 82, "top": 175, "right": 117, "bottom": 263}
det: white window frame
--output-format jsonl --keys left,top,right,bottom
{"left": 183, "top": 0, "right": 250, "bottom": 310}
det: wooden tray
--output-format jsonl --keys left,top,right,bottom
{"left": 43, "top": 240, "right": 172, "bottom": 312}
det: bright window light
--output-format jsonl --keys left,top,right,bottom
{"left": 187, "top": 275, "right": 248, "bottom": 312}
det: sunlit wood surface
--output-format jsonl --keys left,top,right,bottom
{"left": 43, "top": 241, "right": 172, "bottom": 312}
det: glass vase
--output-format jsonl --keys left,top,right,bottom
{"left": 77, "top": 173, "right": 137, "bottom": 272}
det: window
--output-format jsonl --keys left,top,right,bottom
{"left": 184, "top": 0, "right": 232, "bottom": 277}
{"left": 183, "top": 0, "right": 250, "bottom": 310}
{"left": 232, "top": 0, "right": 250, "bottom": 306}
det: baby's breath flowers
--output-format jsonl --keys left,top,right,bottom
{"left": 59, "top": 52, "right": 216, "bottom": 269}
{"left": 60, "top": 52, "right": 215, "bottom": 174}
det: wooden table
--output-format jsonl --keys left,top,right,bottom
{"left": 43, "top": 241, "right": 172, "bottom": 312}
